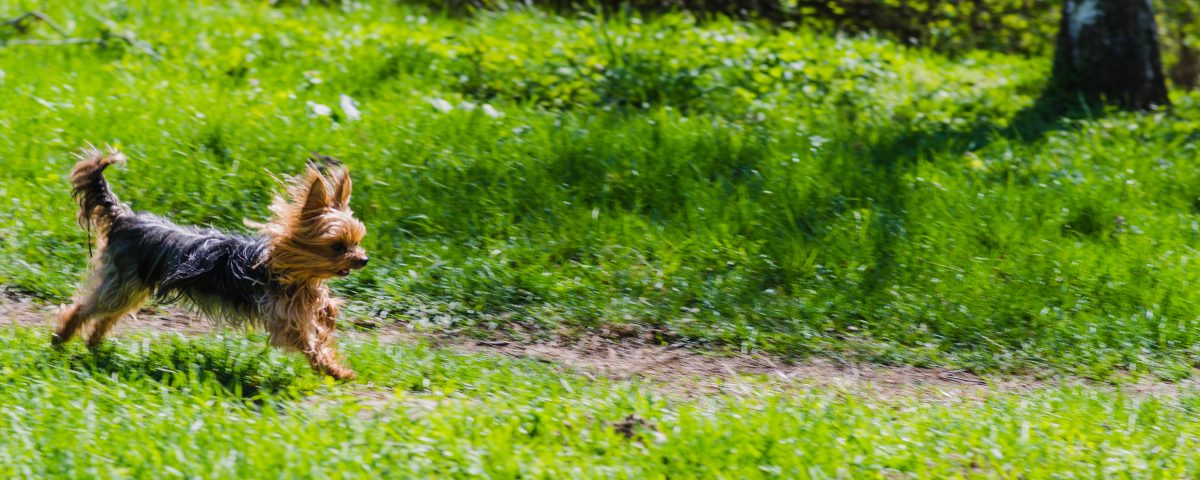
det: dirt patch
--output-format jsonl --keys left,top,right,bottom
{"left": 608, "top": 414, "right": 664, "bottom": 443}
{"left": 299, "top": 387, "right": 450, "bottom": 421}
{"left": 448, "top": 335, "right": 1046, "bottom": 401}
{"left": 0, "top": 292, "right": 54, "bottom": 329}
{"left": 1, "top": 291, "right": 216, "bottom": 337}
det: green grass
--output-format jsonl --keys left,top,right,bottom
{"left": 0, "top": 326, "right": 1198, "bottom": 478}
{"left": 3, "top": 1, "right": 1200, "bottom": 377}
{"left": 8, "top": 3, "right": 1200, "bottom": 475}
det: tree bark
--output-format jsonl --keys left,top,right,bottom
{"left": 1051, "top": 0, "right": 1170, "bottom": 111}
{"left": 1170, "top": 44, "right": 1199, "bottom": 91}
{"left": 1167, "top": 6, "right": 1198, "bottom": 91}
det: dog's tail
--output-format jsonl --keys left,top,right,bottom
{"left": 70, "top": 145, "right": 128, "bottom": 237}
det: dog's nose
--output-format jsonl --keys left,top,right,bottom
{"left": 356, "top": 257, "right": 369, "bottom": 268}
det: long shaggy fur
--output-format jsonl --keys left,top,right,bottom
{"left": 70, "top": 145, "right": 127, "bottom": 237}
{"left": 53, "top": 146, "right": 369, "bottom": 380}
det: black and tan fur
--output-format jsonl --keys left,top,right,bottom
{"left": 53, "top": 146, "right": 367, "bottom": 380}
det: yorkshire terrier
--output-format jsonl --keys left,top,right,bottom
{"left": 52, "top": 146, "right": 368, "bottom": 380}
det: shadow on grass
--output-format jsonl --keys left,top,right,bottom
{"left": 846, "top": 91, "right": 1104, "bottom": 324}
{"left": 42, "top": 336, "right": 316, "bottom": 399}
{"left": 874, "top": 91, "right": 1104, "bottom": 165}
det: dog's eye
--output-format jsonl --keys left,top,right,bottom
{"left": 332, "top": 242, "right": 347, "bottom": 254}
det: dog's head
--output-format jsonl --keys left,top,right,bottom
{"left": 257, "top": 156, "right": 368, "bottom": 283}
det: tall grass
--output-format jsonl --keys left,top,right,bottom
{"left": 3, "top": 0, "right": 1200, "bottom": 374}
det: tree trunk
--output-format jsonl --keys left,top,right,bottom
{"left": 1051, "top": 0, "right": 1170, "bottom": 111}
{"left": 1170, "top": 44, "right": 1199, "bottom": 91}
{"left": 1167, "top": 7, "right": 1199, "bottom": 91}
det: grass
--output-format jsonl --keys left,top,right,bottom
{"left": 0, "top": 326, "right": 1198, "bottom": 478}
{"left": 2, "top": 0, "right": 1200, "bottom": 376}
{"left": 9, "top": 2, "right": 1200, "bottom": 476}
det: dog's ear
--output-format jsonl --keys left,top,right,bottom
{"left": 330, "top": 168, "right": 352, "bottom": 210}
{"left": 305, "top": 153, "right": 350, "bottom": 210}
{"left": 300, "top": 172, "right": 329, "bottom": 220}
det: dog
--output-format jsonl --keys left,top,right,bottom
{"left": 52, "top": 146, "right": 368, "bottom": 380}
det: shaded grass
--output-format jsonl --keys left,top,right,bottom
{"left": 49, "top": 336, "right": 314, "bottom": 399}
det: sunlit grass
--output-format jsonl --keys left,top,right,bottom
{"left": 0, "top": 326, "right": 1198, "bottom": 478}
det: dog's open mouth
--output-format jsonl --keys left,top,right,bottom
{"left": 336, "top": 269, "right": 351, "bottom": 277}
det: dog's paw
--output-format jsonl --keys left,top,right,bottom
{"left": 325, "top": 366, "right": 357, "bottom": 381}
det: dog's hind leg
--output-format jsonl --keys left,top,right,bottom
{"left": 86, "top": 289, "right": 149, "bottom": 348}
{"left": 52, "top": 302, "right": 90, "bottom": 346}
{"left": 53, "top": 260, "right": 148, "bottom": 347}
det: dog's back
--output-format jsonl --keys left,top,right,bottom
{"left": 104, "top": 213, "right": 271, "bottom": 324}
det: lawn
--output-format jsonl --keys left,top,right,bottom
{"left": 4, "top": 0, "right": 1200, "bottom": 476}
{"left": 3, "top": 0, "right": 1198, "bottom": 375}
{"left": 3, "top": 327, "right": 1199, "bottom": 478}
{"left": 4, "top": 1, "right": 1200, "bottom": 376}
{"left": 7, "top": 0, "right": 1198, "bottom": 374}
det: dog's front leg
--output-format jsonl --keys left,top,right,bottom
{"left": 303, "top": 340, "right": 355, "bottom": 380}
{"left": 305, "top": 301, "right": 354, "bottom": 380}
{"left": 268, "top": 304, "right": 355, "bottom": 380}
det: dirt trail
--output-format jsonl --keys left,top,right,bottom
{"left": 445, "top": 337, "right": 1033, "bottom": 400}
{"left": 3, "top": 293, "right": 1194, "bottom": 401}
